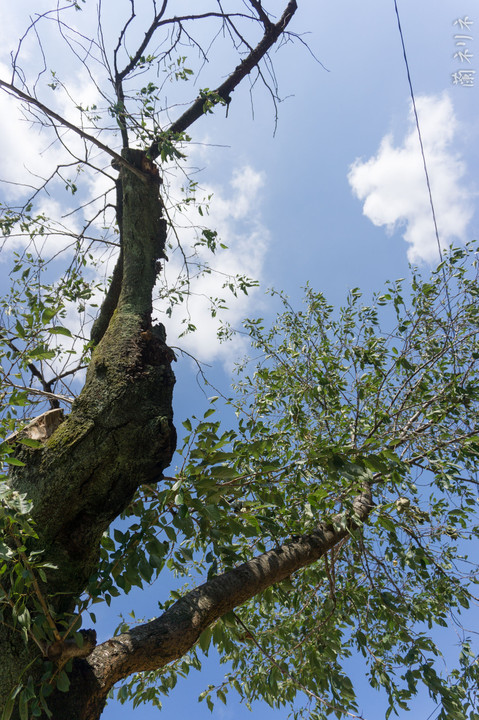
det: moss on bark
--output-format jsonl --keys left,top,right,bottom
{"left": 2, "top": 150, "right": 176, "bottom": 716}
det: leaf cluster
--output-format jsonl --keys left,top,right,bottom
{"left": 148, "top": 244, "right": 479, "bottom": 719}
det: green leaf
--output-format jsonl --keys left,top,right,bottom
{"left": 56, "top": 671, "right": 70, "bottom": 693}
{"left": 18, "top": 692, "right": 28, "bottom": 720}
{"left": 164, "top": 526, "right": 177, "bottom": 543}
{"left": 101, "top": 534, "right": 115, "bottom": 551}
{"left": 1, "top": 695, "right": 15, "bottom": 720}
{"left": 18, "top": 438, "right": 43, "bottom": 449}
{"left": 377, "top": 515, "right": 396, "bottom": 532}
{"left": 198, "top": 626, "right": 212, "bottom": 654}
{"left": 16, "top": 608, "right": 31, "bottom": 631}
{"left": 41, "top": 308, "right": 58, "bottom": 323}
{"left": 48, "top": 326, "right": 72, "bottom": 337}
{"left": 4, "top": 457, "right": 26, "bottom": 467}
{"left": 212, "top": 466, "right": 239, "bottom": 480}
{"left": 15, "top": 320, "right": 26, "bottom": 339}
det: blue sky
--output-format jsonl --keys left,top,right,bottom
{"left": 0, "top": 1, "right": 478, "bottom": 719}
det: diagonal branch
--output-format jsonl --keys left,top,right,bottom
{"left": 0, "top": 78, "right": 147, "bottom": 183}
{"left": 84, "top": 486, "right": 372, "bottom": 705}
{"left": 147, "top": 0, "right": 298, "bottom": 157}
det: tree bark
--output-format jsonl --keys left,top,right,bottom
{"left": 44, "top": 488, "right": 372, "bottom": 720}
{"left": 10, "top": 149, "right": 176, "bottom": 599}
{"left": 2, "top": 149, "right": 176, "bottom": 715}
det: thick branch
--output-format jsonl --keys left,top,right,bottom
{"left": 71, "top": 487, "right": 372, "bottom": 717}
{"left": 147, "top": 0, "right": 298, "bottom": 157}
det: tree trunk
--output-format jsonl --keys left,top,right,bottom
{"left": 0, "top": 7, "right": 315, "bottom": 716}
{"left": 1, "top": 149, "right": 176, "bottom": 716}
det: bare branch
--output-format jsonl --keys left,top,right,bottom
{"left": 148, "top": 0, "right": 298, "bottom": 156}
{"left": 117, "top": 10, "right": 251, "bottom": 81}
{"left": 6, "top": 384, "right": 74, "bottom": 405}
{"left": 0, "top": 78, "right": 148, "bottom": 183}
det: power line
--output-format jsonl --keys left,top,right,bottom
{"left": 393, "top": 0, "right": 456, "bottom": 355}
{"left": 393, "top": 0, "right": 444, "bottom": 264}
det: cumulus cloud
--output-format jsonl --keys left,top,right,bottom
{"left": 348, "top": 93, "right": 474, "bottom": 263}
{"left": 159, "top": 166, "right": 270, "bottom": 367}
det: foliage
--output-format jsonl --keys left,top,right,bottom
{"left": 111, "top": 244, "right": 479, "bottom": 719}
{"left": 0, "top": 466, "right": 79, "bottom": 720}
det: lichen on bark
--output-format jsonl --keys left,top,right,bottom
{"left": 13, "top": 148, "right": 176, "bottom": 593}
{"left": 2, "top": 149, "right": 177, "bottom": 714}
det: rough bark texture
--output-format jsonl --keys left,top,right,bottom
{"left": 1, "top": 149, "right": 176, "bottom": 717}
{"left": 44, "top": 489, "right": 373, "bottom": 720}
{"left": 10, "top": 149, "right": 176, "bottom": 599}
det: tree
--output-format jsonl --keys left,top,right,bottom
{"left": 0, "top": 3, "right": 478, "bottom": 720}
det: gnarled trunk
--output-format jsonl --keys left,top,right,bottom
{"left": 2, "top": 149, "right": 176, "bottom": 717}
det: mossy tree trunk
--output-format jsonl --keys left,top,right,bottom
{"left": 1, "top": 149, "right": 177, "bottom": 717}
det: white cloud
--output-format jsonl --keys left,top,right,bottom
{"left": 0, "top": 80, "right": 60, "bottom": 199}
{"left": 0, "top": 67, "right": 109, "bottom": 205}
{"left": 159, "top": 166, "right": 269, "bottom": 367}
{"left": 348, "top": 93, "right": 474, "bottom": 263}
